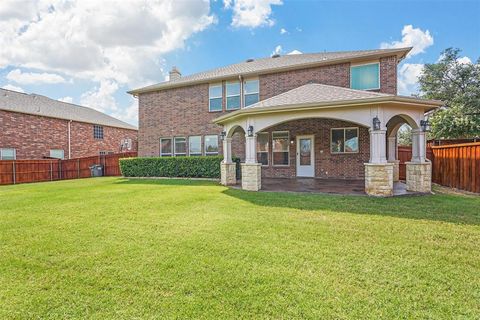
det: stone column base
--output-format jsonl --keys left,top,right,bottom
{"left": 388, "top": 160, "right": 400, "bottom": 182}
{"left": 364, "top": 163, "right": 394, "bottom": 197}
{"left": 406, "top": 162, "right": 432, "bottom": 193}
{"left": 241, "top": 163, "right": 262, "bottom": 191}
{"left": 221, "top": 162, "right": 237, "bottom": 186}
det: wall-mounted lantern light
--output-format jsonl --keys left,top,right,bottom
{"left": 247, "top": 125, "right": 254, "bottom": 137}
{"left": 372, "top": 116, "right": 381, "bottom": 131}
{"left": 220, "top": 131, "right": 226, "bottom": 141}
{"left": 420, "top": 120, "right": 430, "bottom": 132}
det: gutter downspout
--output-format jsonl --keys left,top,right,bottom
{"left": 68, "top": 120, "right": 72, "bottom": 159}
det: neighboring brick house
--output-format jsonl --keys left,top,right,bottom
{"left": 129, "top": 48, "right": 442, "bottom": 196}
{"left": 0, "top": 89, "right": 137, "bottom": 160}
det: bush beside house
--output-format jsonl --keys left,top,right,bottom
{"left": 120, "top": 156, "right": 240, "bottom": 179}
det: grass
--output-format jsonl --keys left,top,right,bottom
{"left": 0, "top": 177, "right": 479, "bottom": 319}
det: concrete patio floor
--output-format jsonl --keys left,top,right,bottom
{"left": 237, "top": 177, "right": 419, "bottom": 196}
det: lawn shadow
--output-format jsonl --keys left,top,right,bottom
{"left": 115, "top": 177, "right": 220, "bottom": 187}
{"left": 222, "top": 188, "right": 480, "bottom": 226}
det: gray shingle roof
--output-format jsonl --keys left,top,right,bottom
{"left": 129, "top": 47, "right": 411, "bottom": 94}
{"left": 0, "top": 89, "right": 136, "bottom": 130}
{"left": 247, "top": 83, "right": 393, "bottom": 109}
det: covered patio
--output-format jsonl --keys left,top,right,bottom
{"left": 215, "top": 84, "right": 443, "bottom": 196}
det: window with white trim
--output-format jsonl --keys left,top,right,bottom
{"left": 244, "top": 79, "right": 259, "bottom": 107}
{"left": 256, "top": 132, "right": 269, "bottom": 165}
{"left": 189, "top": 136, "right": 202, "bottom": 156}
{"left": 331, "top": 128, "right": 359, "bottom": 153}
{"left": 350, "top": 63, "right": 380, "bottom": 90}
{"left": 174, "top": 137, "right": 187, "bottom": 156}
{"left": 226, "top": 81, "right": 241, "bottom": 110}
{"left": 49, "top": 149, "right": 64, "bottom": 159}
{"left": 272, "top": 131, "right": 289, "bottom": 166}
{"left": 0, "top": 148, "right": 16, "bottom": 160}
{"left": 204, "top": 135, "right": 218, "bottom": 155}
{"left": 209, "top": 84, "right": 222, "bottom": 112}
{"left": 160, "top": 138, "right": 173, "bottom": 156}
{"left": 93, "top": 125, "right": 104, "bottom": 139}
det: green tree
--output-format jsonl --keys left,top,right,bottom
{"left": 418, "top": 48, "right": 480, "bottom": 139}
{"left": 397, "top": 124, "right": 412, "bottom": 146}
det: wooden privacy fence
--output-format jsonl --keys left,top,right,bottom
{"left": 431, "top": 142, "right": 480, "bottom": 194}
{"left": 0, "top": 152, "right": 137, "bottom": 185}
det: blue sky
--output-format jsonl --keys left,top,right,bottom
{"left": 1, "top": 0, "right": 479, "bottom": 126}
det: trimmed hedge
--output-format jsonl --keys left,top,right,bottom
{"left": 120, "top": 156, "right": 229, "bottom": 179}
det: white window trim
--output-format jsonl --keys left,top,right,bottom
{"left": 330, "top": 127, "right": 360, "bottom": 154}
{"left": 188, "top": 136, "right": 202, "bottom": 156}
{"left": 174, "top": 137, "right": 187, "bottom": 156}
{"left": 0, "top": 148, "right": 16, "bottom": 160}
{"left": 226, "top": 80, "right": 241, "bottom": 110}
{"left": 160, "top": 138, "right": 173, "bottom": 156}
{"left": 204, "top": 135, "right": 219, "bottom": 155}
{"left": 243, "top": 78, "right": 259, "bottom": 108}
{"left": 350, "top": 62, "right": 380, "bottom": 91}
{"left": 256, "top": 132, "right": 269, "bottom": 166}
{"left": 209, "top": 83, "right": 223, "bottom": 112}
{"left": 272, "top": 131, "right": 290, "bottom": 166}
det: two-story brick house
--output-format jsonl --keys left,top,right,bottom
{"left": 129, "top": 48, "right": 442, "bottom": 196}
{"left": 0, "top": 89, "right": 137, "bottom": 160}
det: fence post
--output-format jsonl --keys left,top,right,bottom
{"left": 12, "top": 161, "right": 16, "bottom": 185}
{"left": 50, "top": 161, "right": 53, "bottom": 181}
{"left": 77, "top": 158, "right": 80, "bottom": 178}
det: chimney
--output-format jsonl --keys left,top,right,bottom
{"left": 169, "top": 66, "right": 181, "bottom": 81}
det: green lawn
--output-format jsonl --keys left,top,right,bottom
{"left": 0, "top": 178, "right": 479, "bottom": 319}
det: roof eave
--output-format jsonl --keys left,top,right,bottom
{"left": 128, "top": 48, "right": 412, "bottom": 95}
{"left": 213, "top": 96, "right": 443, "bottom": 125}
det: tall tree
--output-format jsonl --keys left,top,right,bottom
{"left": 418, "top": 48, "right": 480, "bottom": 139}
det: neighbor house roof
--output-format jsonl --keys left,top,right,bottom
{"left": 214, "top": 83, "right": 443, "bottom": 124}
{"left": 0, "top": 89, "right": 137, "bottom": 130}
{"left": 129, "top": 47, "right": 412, "bottom": 95}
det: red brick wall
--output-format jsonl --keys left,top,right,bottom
{"left": 259, "top": 119, "right": 370, "bottom": 179}
{"left": 138, "top": 55, "right": 397, "bottom": 159}
{"left": 0, "top": 110, "right": 137, "bottom": 160}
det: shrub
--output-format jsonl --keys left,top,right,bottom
{"left": 120, "top": 156, "right": 226, "bottom": 179}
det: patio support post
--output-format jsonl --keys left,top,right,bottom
{"left": 241, "top": 134, "right": 261, "bottom": 191}
{"left": 221, "top": 137, "right": 236, "bottom": 186}
{"left": 387, "top": 136, "right": 400, "bottom": 182}
{"left": 365, "top": 129, "right": 393, "bottom": 196}
{"left": 406, "top": 128, "right": 431, "bottom": 193}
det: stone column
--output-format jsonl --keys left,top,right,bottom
{"left": 387, "top": 136, "right": 400, "bottom": 182}
{"left": 406, "top": 161, "right": 432, "bottom": 193}
{"left": 364, "top": 129, "right": 393, "bottom": 196}
{"left": 241, "top": 134, "right": 261, "bottom": 191}
{"left": 220, "top": 137, "right": 236, "bottom": 185}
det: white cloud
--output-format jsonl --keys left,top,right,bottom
{"left": 380, "top": 25, "right": 434, "bottom": 57}
{"left": 6, "top": 69, "right": 67, "bottom": 84}
{"left": 80, "top": 80, "right": 119, "bottom": 113}
{"left": 295, "top": 27, "right": 302, "bottom": 32}
{"left": 58, "top": 96, "right": 73, "bottom": 103}
{"left": 271, "top": 45, "right": 283, "bottom": 56}
{"left": 225, "top": 0, "right": 283, "bottom": 28}
{"left": 2, "top": 84, "right": 24, "bottom": 93}
{"left": 398, "top": 63, "right": 424, "bottom": 95}
{"left": 287, "top": 49, "right": 302, "bottom": 55}
{"left": 458, "top": 56, "right": 472, "bottom": 64}
{"left": 112, "top": 99, "right": 138, "bottom": 125}
{"left": 280, "top": 28, "right": 287, "bottom": 34}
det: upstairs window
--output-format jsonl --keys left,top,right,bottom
{"left": 0, "top": 148, "right": 16, "bottom": 160}
{"left": 174, "top": 137, "right": 187, "bottom": 156}
{"left": 205, "top": 135, "right": 219, "bottom": 155}
{"left": 49, "top": 149, "right": 64, "bottom": 159}
{"left": 244, "top": 79, "right": 259, "bottom": 107}
{"left": 93, "top": 125, "right": 104, "bottom": 139}
{"left": 189, "top": 136, "right": 202, "bottom": 156}
{"left": 209, "top": 84, "right": 222, "bottom": 112}
{"left": 350, "top": 63, "right": 380, "bottom": 90}
{"left": 160, "top": 138, "right": 172, "bottom": 156}
{"left": 226, "top": 81, "right": 241, "bottom": 110}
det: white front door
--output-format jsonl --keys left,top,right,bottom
{"left": 296, "top": 135, "right": 315, "bottom": 177}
